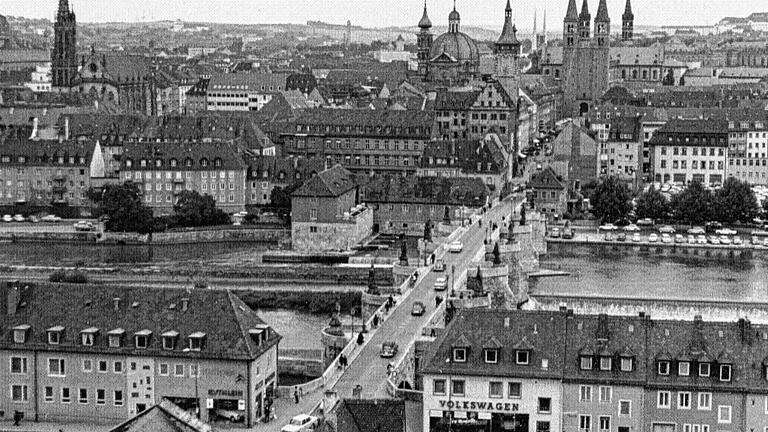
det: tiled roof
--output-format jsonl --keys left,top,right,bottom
{"left": 529, "top": 166, "right": 566, "bottom": 190}
{"left": 248, "top": 156, "right": 325, "bottom": 183}
{"left": 186, "top": 78, "right": 210, "bottom": 96}
{"left": 110, "top": 399, "right": 211, "bottom": 432}
{"left": 0, "top": 129, "right": 93, "bottom": 166}
{"left": 336, "top": 399, "right": 406, "bottom": 432}
{"left": 292, "top": 164, "right": 357, "bottom": 197}
{"left": 361, "top": 175, "right": 490, "bottom": 206}
{"left": 648, "top": 118, "right": 729, "bottom": 145}
{"left": 121, "top": 141, "right": 247, "bottom": 172}
{"left": 290, "top": 108, "right": 434, "bottom": 138}
{"left": 434, "top": 89, "right": 480, "bottom": 110}
{"left": 420, "top": 140, "right": 506, "bottom": 173}
{"left": 0, "top": 283, "right": 280, "bottom": 361}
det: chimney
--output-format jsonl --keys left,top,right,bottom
{"left": 29, "top": 117, "right": 39, "bottom": 140}
{"left": 112, "top": 297, "right": 120, "bottom": 311}
{"left": 181, "top": 298, "right": 189, "bottom": 312}
{"left": 64, "top": 117, "right": 70, "bottom": 140}
{"left": 6, "top": 282, "right": 20, "bottom": 316}
{"left": 739, "top": 318, "right": 753, "bottom": 345}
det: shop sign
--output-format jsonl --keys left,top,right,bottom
{"left": 438, "top": 400, "right": 519, "bottom": 412}
{"left": 238, "top": 400, "right": 246, "bottom": 410}
{"left": 208, "top": 389, "right": 244, "bottom": 398}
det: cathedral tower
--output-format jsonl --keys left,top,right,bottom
{"left": 578, "top": 0, "right": 591, "bottom": 39}
{"left": 563, "top": 0, "right": 579, "bottom": 48}
{"left": 594, "top": 0, "right": 610, "bottom": 47}
{"left": 52, "top": 0, "right": 77, "bottom": 91}
{"left": 417, "top": 1, "right": 433, "bottom": 76}
{"left": 621, "top": 0, "right": 634, "bottom": 41}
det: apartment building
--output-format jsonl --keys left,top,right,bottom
{"left": 206, "top": 73, "right": 289, "bottom": 112}
{"left": 726, "top": 113, "right": 768, "bottom": 184}
{"left": 648, "top": 119, "right": 728, "bottom": 185}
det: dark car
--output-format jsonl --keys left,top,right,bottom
{"left": 706, "top": 221, "right": 723, "bottom": 232}
{"left": 411, "top": 301, "right": 426, "bottom": 316}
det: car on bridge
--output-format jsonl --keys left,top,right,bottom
{"left": 598, "top": 223, "right": 618, "bottom": 231}
{"left": 562, "top": 227, "right": 574, "bottom": 239}
{"left": 448, "top": 241, "right": 463, "bottom": 253}
{"left": 716, "top": 228, "right": 737, "bottom": 236}
{"left": 215, "top": 407, "right": 245, "bottom": 423}
{"left": 380, "top": 341, "right": 399, "bottom": 358}
{"left": 434, "top": 277, "right": 447, "bottom": 291}
{"left": 281, "top": 414, "right": 319, "bottom": 432}
{"left": 434, "top": 259, "right": 445, "bottom": 272}
{"left": 622, "top": 224, "right": 640, "bottom": 232}
{"left": 637, "top": 218, "right": 654, "bottom": 226}
{"left": 411, "top": 301, "right": 426, "bottom": 316}
{"left": 658, "top": 225, "right": 676, "bottom": 234}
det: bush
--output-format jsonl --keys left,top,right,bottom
{"left": 49, "top": 269, "right": 88, "bottom": 284}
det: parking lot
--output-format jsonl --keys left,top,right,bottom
{"left": 0, "top": 219, "right": 102, "bottom": 234}
{"left": 549, "top": 225, "right": 768, "bottom": 248}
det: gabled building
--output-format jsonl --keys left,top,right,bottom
{"left": 418, "top": 139, "right": 508, "bottom": 194}
{"left": 529, "top": 166, "right": 567, "bottom": 217}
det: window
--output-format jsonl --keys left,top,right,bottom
{"left": 678, "top": 392, "right": 691, "bottom": 409}
{"left": 433, "top": 379, "right": 446, "bottom": 395}
{"left": 485, "top": 349, "right": 498, "bottom": 364}
{"left": 10, "top": 357, "right": 27, "bottom": 374}
{"left": 580, "top": 385, "right": 592, "bottom": 402}
{"left": 699, "top": 362, "right": 710, "bottom": 377}
{"left": 174, "top": 364, "right": 185, "bottom": 377}
{"left": 48, "top": 358, "right": 65, "bottom": 377}
{"left": 658, "top": 361, "right": 670, "bottom": 375}
{"left": 720, "top": 364, "right": 732, "bottom": 381}
{"left": 134, "top": 332, "right": 151, "bottom": 349}
{"left": 537, "top": 421, "right": 551, "bottom": 432}
{"left": 114, "top": 390, "right": 124, "bottom": 407}
{"left": 698, "top": 392, "right": 712, "bottom": 410}
{"left": 13, "top": 326, "right": 28, "bottom": 343}
{"left": 579, "top": 415, "right": 591, "bottom": 432}
{"left": 508, "top": 382, "right": 521, "bottom": 398}
{"left": 44, "top": 386, "right": 54, "bottom": 403}
{"left": 82, "top": 359, "right": 92, "bottom": 373}
{"left": 11, "top": 384, "right": 28, "bottom": 402}
{"left": 188, "top": 334, "right": 205, "bottom": 351}
{"left": 490, "top": 382, "right": 503, "bottom": 398}
{"left": 190, "top": 364, "right": 199, "bottom": 377}
{"left": 96, "top": 389, "right": 106, "bottom": 405}
{"left": 538, "top": 397, "right": 552, "bottom": 413}
{"left": 451, "top": 380, "right": 465, "bottom": 396}
{"left": 61, "top": 387, "right": 71, "bottom": 403}
{"left": 98, "top": 360, "right": 108, "bottom": 372}
{"left": 618, "top": 400, "right": 631, "bottom": 417}
{"left": 81, "top": 332, "right": 95, "bottom": 346}
{"left": 620, "top": 357, "right": 633, "bottom": 372}
{"left": 658, "top": 391, "right": 671, "bottom": 409}
{"left": 718, "top": 405, "right": 732, "bottom": 424}
{"left": 159, "top": 363, "right": 169, "bottom": 376}
{"left": 162, "top": 335, "right": 176, "bottom": 350}
{"left": 453, "top": 348, "right": 467, "bottom": 362}
{"left": 598, "top": 416, "right": 610, "bottom": 432}
{"left": 113, "top": 361, "right": 123, "bottom": 373}
{"left": 79, "top": 388, "right": 88, "bottom": 404}
{"left": 581, "top": 356, "right": 593, "bottom": 370}
{"left": 48, "top": 329, "right": 61, "bottom": 345}
{"left": 600, "top": 357, "right": 612, "bottom": 371}
{"left": 599, "top": 386, "right": 612, "bottom": 403}
{"left": 679, "top": 361, "right": 690, "bottom": 376}
{"left": 516, "top": 350, "right": 530, "bottom": 365}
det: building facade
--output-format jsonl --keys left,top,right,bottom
{"left": 726, "top": 114, "right": 768, "bottom": 185}
{"left": 206, "top": 73, "right": 288, "bottom": 112}
{"left": 648, "top": 119, "right": 728, "bottom": 185}
{"left": 529, "top": 166, "right": 567, "bottom": 217}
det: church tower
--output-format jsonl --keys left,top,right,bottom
{"left": 448, "top": 1, "right": 460, "bottom": 33}
{"left": 417, "top": 1, "right": 433, "bottom": 76}
{"left": 621, "top": 0, "right": 634, "bottom": 41}
{"left": 594, "top": 0, "right": 610, "bottom": 47}
{"left": 577, "top": 0, "right": 591, "bottom": 39}
{"left": 563, "top": 0, "right": 579, "bottom": 48}
{"left": 494, "top": 0, "right": 521, "bottom": 85}
{"left": 52, "top": 0, "right": 77, "bottom": 91}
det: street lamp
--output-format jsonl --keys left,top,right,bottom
{"left": 451, "top": 264, "right": 456, "bottom": 298}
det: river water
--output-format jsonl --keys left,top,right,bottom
{"left": 532, "top": 244, "right": 768, "bottom": 303}
{"left": 256, "top": 309, "right": 356, "bottom": 351}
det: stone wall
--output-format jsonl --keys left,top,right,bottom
{"left": 292, "top": 208, "right": 373, "bottom": 252}
{"left": 152, "top": 228, "right": 289, "bottom": 244}
{"left": 278, "top": 357, "right": 325, "bottom": 378}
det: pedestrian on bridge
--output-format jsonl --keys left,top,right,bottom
{"left": 373, "top": 314, "right": 380, "bottom": 327}
{"left": 294, "top": 387, "right": 300, "bottom": 404}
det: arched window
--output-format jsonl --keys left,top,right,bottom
{"left": 200, "top": 158, "right": 209, "bottom": 167}
{"left": 184, "top": 158, "right": 193, "bottom": 167}
{"left": 170, "top": 158, "right": 178, "bottom": 168}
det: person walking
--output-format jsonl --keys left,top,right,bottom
{"left": 373, "top": 314, "right": 379, "bottom": 327}
{"left": 294, "top": 387, "right": 300, "bottom": 404}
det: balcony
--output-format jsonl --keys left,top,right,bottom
{"left": 52, "top": 186, "right": 67, "bottom": 193}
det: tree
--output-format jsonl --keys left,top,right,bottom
{"left": 97, "top": 182, "right": 154, "bottom": 234}
{"left": 713, "top": 177, "right": 759, "bottom": 223}
{"left": 670, "top": 181, "right": 713, "bottom": 225}
{"left": 173, "top": 191, "right": 230, "bottom": 227}
{"left": 635, "top": 187, "right": 671, "bottom": 221}
{"left": 269, "top": 186, "right": 292, "bottom": 209}
{"left": 590, "top": 176, "right": 633, "bottom": 223}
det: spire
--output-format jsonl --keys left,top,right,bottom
{"left": 533, "top": 9, "right": 537, "bottom": 35}
{"left": 543, "top": 9, "right": 547, "bottom": 33}
{"left": 579, "top": 0, "right": 591, "bottom": 20}
{"left": 496, "top": 0, "right": 521, "bottom": 51}
{"left": 595, "top": 0, "right": 610, "bottom": 22}
{"left": 622, "top": 0, "right": 634, "bottom": 19}
{"left": 418, "top": 0, "right": 432, "bottom": 29}
{"left": 57, "top": 0, "right": 70, "bottom": 17}
{"left": 565, "top": 0, "right": 579, "bottom": 21}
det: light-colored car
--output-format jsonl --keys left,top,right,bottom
{"left": 434, "top": 277, "right": 447, "bottom": 291}
{"left": 632, "top": 233, "right": 641, "bottom": 242}
{"left": 12, "top": 214, "right": 25, "bottom": 222}
{"left": 763, "top": 238, "right": 768, "bottom": 247}
{"left": 2, "top": 215, "right": 12, "bottom": 222}
{"left": 28, "top": 215, "right": 39, "bottom": 223}
{"left": 448, "top": 241, "right": 463, "bottom": 253}
{"left": 733, "top": 236, "right": 743, "bottom": 245}
{"left": 550, "top": 227, "right": 561, "bottom": 238}
{"left": 687, "top": 235, "right": 695, "bottom": 244}
{"left": 674, "top": 234, "right": 685, "bottom": 243}
{"left": 41, "top": 214, "right": 62, "bottom": 222}
{"left": 658, "top": 225, "right": 676, "bottom": 234}
{"left": 708, "top": 236, "right": 720, "bottom": 245}
{"left": 598, "top": 223, "right": 618, "bottom": 231}
{"left": 696, "top": 235, "right": 707, "bottom": 244}
{"left": 411, "top": 301, "right": 426, "bottom": 316}
{"left": 648, "top": 234, "right": 659, "bottom": 243}
{"left": 623, "top": 224, "right": 640, "bottom": 232}
{"left": 687, "top": 227, "right": 706, "bottom": 235}
{"left": 380, "top": 341, "right": 398, "bottom": 358}
{"left": 281, "top": 414, "right": 319, "bottom": 432}
{"left": 716, "top": 228, "right": 738, "bottom": 236}
{"left": 636, "top": 218, "right": 654, "bottom": 226}
{"left": 216, "top": 408, "right": 245, "bottom": 422}
{"left": 434, "top": 259, "right": 445, "bottom": 272}
{"left": 73, "top": 221, "right": 94, "bottom": 231}
{"left": 719, "top": 236, "right": 732, "bottom": 245}
{"left": 661, "top": 233, "right": 673, "bottom": 243}
{"left": 752, "top": 236, "right": 762, "bottom": 246}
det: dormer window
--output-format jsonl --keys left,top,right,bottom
{"left": 620, "top": 356, "right": 634, "bottom": 372}
{"left": 80, "top": 328, "right": 98, "bottom": 346}
{"left": 12, "top": 325, "right": 30, "bottom": 344}
{"left": 678, "top": 361, "right": 690, "bottom": 376}
{"left": 188, "top": 332, "right": 206, "bottom": 351}
{"left": 161, "top": 331, "right": 179, "bottom": 350}
{"left": 134, "top": 330, "right": 152, "bottom": 349}
{"left": 719, "top": 364, "right": 732, "bottom": 382}
{"left": 600, "top": 357, "right": 612, "bottom": 371}
{"left": 47, "top": 326, "right": 64, "bottom": 345}
{"left": 580, "top": 356, "right": 593, "bottom": 370}
{"left": 484, "top": 349, "right": 498, "bottom": 364}
{"left": 658, "top": 361, "right": 670, "bottom": 375}
{"left": 516, "top": 350, "right": 530, "bottom": 365}
{"left": 453, "top": 348, "right": 467, "bottom": 363}
{"left": 107, "top": 328, "right": 124, "bottom": 348}
{"left": 699, "top": 362, "right": 711, "bottom": 377}
{"left": 249, "top": 326, "right": 269, "bottom": 346}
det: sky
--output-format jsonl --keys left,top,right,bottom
{"left": 1, "top": 0, "right": 766, "bottom": 30}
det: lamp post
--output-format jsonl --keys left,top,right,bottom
{"left": 451, "top": 264, "right": 456, "bottom": 298}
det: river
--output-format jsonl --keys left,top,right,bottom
{"left": 532, "top": 244, "right": 768, "bottom": 303}
{"left": 256, "top": 309, "right": 355, "bottom": 351}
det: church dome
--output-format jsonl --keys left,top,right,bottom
{"left": 429, "top": 31, "right": 479, "bottom": 64}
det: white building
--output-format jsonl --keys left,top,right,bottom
{"left": 206, "top": 73, "right": 289, "bottom": 112}
{"left": 24, "top": 64, "right": 52, "bottom": 93}
{"left": 726, "top": 116, "right": 768, "bottom": 185}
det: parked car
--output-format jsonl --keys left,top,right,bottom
{"left": 2, "top": 215, "right": 12, "bottom": 222}
{"left": 661, "top": 233, "right": 673, "bottom": 243}
{"left": 380, "top": 341, "right": 398, "bottom": 358}
{"left": 623, "top": 224, "right": 640, "bottom": 232}
{"left": 281, "top": 414, "right": 319, "bottom": 432}
{"left": 12, "top": 214, "right": 25, "bottom": 222}
{"left": 411, "top": 301, "right": 426, "bottom": 316}
{"left": 658, "top": 225, "right": 676, "bottom": 234}
{"left": 216, "top": 408, "right": 245, "bottom": 423}
{"left": 715, "top": 228, "right": 737, "bottom": 236}
{"left": 719, "top": 236, "right": 732, "bottom": 245}
{"left": 696, "top": 235, "right": 707, "bottom": 244}
{"left": 648, "top": 234, "right": 659, "bottom": 243}
{"left": 598, "top": 223, "right": 618, "bottom": 231}
{"left": 434, "top": 259, "right": 445, "bottom": 272}
{"left": 73, "top": 221, "right": 94, "bottom": 231}
{"left": 708, "top": 236, "right": 720, "bottom": 245}
{"left": 434, "top": 277, "right": 447, "bottom": 291}
{"left": 28, "top": 215, "right": 39, "bottom": 223}
{"left": 733, "top": 237, "right": 743, "bottom": 245}
{"left": 674, "top": 234, "right": 685, "bottom": 244}
{"left": 448, "top": 241, "right": 463, "bottom": 253}
{"left": 41, "top": 214, "right": 62, "bottom": 222}
{"left": 632, "top": 233, "right": 641, "bottom": 242}
{"left": 752, "top": 236, "right": 762, "bottom": 246}
{"left": 616, "top": 232, "right": 627, "bottom": 242}
{"left": 562, "top": 227, "right": 575, "bottom": 239}
{"left": 636, "top": 218, "right": 654, "bottom": 226}
{"left": 687, "top": 227, "right": 706, "bottom": 235}
{"left": 705, "top": 221, "right": 723, "bottom": 232}
{"left": 550, "top": 227, "right": 561, "bottom": 238}
{"left": 603, "top": 232, "right": 614, "bottom": 242}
